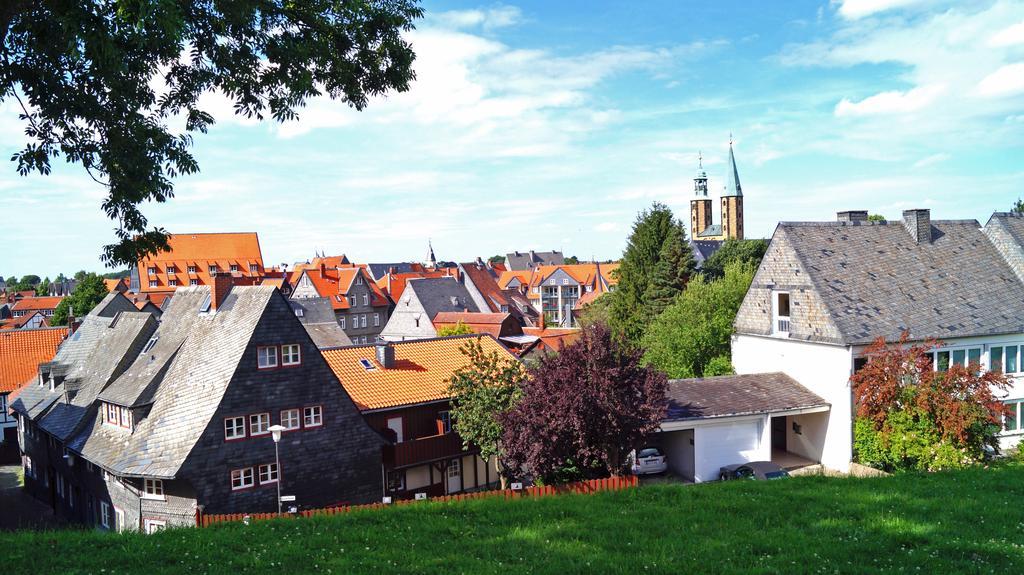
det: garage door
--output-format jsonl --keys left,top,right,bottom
{"left": 696, "top": 420, "right": 761, "bottom": 482}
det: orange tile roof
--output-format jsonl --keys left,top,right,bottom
{"left": 0, "top": 327, "right": 69, "bottom": 393}
{"left": 103, "top": 277, "right": 129, "bottom": 292}
{"left": 297, "top": 267, "right": 388, "bottom": 310}
{"left": 522, "top": 327, "right": 582, "bottom": 352}
{"left": 11, "top": 296, "right": 64, "bottom": 312}
{"left": 0, "top": 312, "right": 49, "bottom": 330}
{"left": 459, "top": 263, "right": 509, "bottom": 312}
{"left": 433, "top": 312, "right": 513, "bottom": 337}
{"left": 321, "top": 335, "right": 517, "bottom": 411}
{"left": 136, "top": 232, "right": 264, "bottom": 293}
{"left": 497, "top": 270, "right": 533, "bottom": 290}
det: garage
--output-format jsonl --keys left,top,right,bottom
{"left": 656, "top": 373, "right": 829, "bottom": 483}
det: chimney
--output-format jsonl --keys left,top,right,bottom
{"left": 902, "top": 209, "right": 932, "bottom": 244}
{"left": 837, "top": 210, "right": 869, "bottom": 222}
{"left": 319, "top": 262, "right": 326, "bottom": 278}
{"left": 211, "top": 271, "right": 233, "bottom": 311}
{"left": 375, "top": 340, "right": 395, "bottom": 368}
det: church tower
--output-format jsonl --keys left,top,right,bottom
{"left": 690, "top": 152, "right": 713, "bottom": 238}
{"left": 720, "top": 140, "right": 744, "bottom": 240}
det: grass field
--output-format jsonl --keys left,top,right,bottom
{"left": 4, "top": 464, "right": 1024, "bottom": 574}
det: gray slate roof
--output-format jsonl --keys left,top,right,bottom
{"left": 697, "top": 224, "right": 723, "bottom": 238}
{"left": 366, "top": 262, "right": 416, "bottom": 280}
{"left": 690, "top": 240, "right": 723, "bottom": 268}
{"left": 780, "top": 219, "right": 1024, "bottom": 345}
{"left": 406, "top": 277, "right": 480, "bottom": 318}
{"left": 70, "top": 285, "right": 278, "bottom": 478}
{"left": 290, "top": 297, "right": 352, "bottom": 348}
{"left": 665, "top": 373, "right": 827, "bottom": 421}
{"left": 505, "top": 250, "right": 564, "bottom": 271}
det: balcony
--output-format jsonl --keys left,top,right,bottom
{"left": 388, "top": 433, "right": 470, "bottom": 469}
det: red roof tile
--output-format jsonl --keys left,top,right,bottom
{"left": 137, "top": 232, "right": 265, "bottom": 293}
{"left": 0, "top": 327, "right": 69, "bottom": 393}
{"left": 11, "top": 296, "right": 64, "bottom": 312}
{"left": 322, "top": 335, "right": 517, "bottom": 411}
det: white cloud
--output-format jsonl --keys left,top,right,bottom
{"left": 975, "top": 63, "right": 1024, "bottom": 97}
{"left": 911, "top": 153, "right": 951, "bottom": 169}
{"left": 432, "top": 6, "right": 523, "bottom": 30}
{"left": 989, "top": 21, "right": 1024, "bottom": 46}
{"left": 834, "top": 0, "right": 928, "bottom": 19}
{"left": 834, "top": 84, "right": 944, "bottom": 116}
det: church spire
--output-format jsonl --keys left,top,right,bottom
{"left": 694, "top": 150, "right": 708, "bottom": 197}
{"left": 427, "top": 239, "right": 437, "bottom": 267}
{"left": 723, "top": 140, "right": 742, "bottom": 197}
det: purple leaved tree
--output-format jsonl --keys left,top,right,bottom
{"left": 501, "top": 322, "right": 668, "bottom": 484}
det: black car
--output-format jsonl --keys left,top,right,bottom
{"left": 719, "top": 461, "right": 791, "bottom": 481}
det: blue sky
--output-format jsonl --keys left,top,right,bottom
{"left": 2, "top": 0, "right": 1024, "bottom": 278}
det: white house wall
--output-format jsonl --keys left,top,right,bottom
{"left": 783, "top": 411, "right": 829, "bottom": 463}
{"left": 661, "top": 429, "right": 695, "bottom": 480}
{"left": 733, "top": 334, "right": 853, "bottom": 472}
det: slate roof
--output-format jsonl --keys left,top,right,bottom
{"left": 290, "top": 297, "right": 353, "bottom": 349}
{"left": 405, "top": 277, "right": 480, "bottom": 318}
{"left": 778, "top": 219, "right": 1024, "bottom": 345}
{"left": 0, "top": 327, "right": 68, "bottom": 393}
{"left": 506, "top": 250, "right": 564, "bottom": 271}
{"left": 321, "top": 335, "right": 516, "bottom": 411}
{"left": 690, "top": 240, "right": 723, "bottom": 268}
{"left": 366, "top": 262, "right": 417, "bottom": 281}
{"left": 697, "top": 224, "right": 724, "bottom": 238}
{"left": 665, "top": 373, "right": 827, "bottom": 421}
{"left": 70, "top": 286, "right": 279, "bottom": 478}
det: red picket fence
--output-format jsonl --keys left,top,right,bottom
{"left": 200, "top": 475, "right": 638, "bottom": 527}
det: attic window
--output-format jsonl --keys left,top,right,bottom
{"left": 356, "top": 276, "right": 363, "bottom": 285}
{"left": 294, "top": 308, "right": 304, "bottom": 317}
{"left": 359, "top": 358, "right": 376, "bottom": 371}
{"left": 199, "top": 294, "right": 211, "bottom": 313}
{"left": 450, "top": 296, "right": 459, "bottom": 306}
{"left": 142, "top": 336, "right": 159, "bottom": 354}
{"left": 230, "top": 264, "right": 239, "bottom": 272}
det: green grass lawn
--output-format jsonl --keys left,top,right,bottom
{"left": 4, "top": 464, "right": 1024, "bottom": 574}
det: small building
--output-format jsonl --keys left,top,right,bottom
{"left": 380, "top": 277, "right": 480, "bottom": 341}
{"left": 505, "top": 250, "right": 564, "bottom": 271}
{"left": 432, "top": 312, "right": 523, "bottom": 340}
{"left": 130, "top": 232, "right": 266, "bottom": 295}
{"left": 655, "top": 373, "right": 828, "bottom": 482}
{"left": 322, "top": 336, "right": 515, "bottom": 499}
{"left": 289, "top": 261, "right": 390, "bottom": 344}
{"left": 0, "top": 326, "right": 69, "bottom": 461}
{"left": 10, "top": 296, "right": 64, "bottom": 319}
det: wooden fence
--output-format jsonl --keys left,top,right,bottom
{"left": 200, "top": 475, "right": 638, "bottom": 527}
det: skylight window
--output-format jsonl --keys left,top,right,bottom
{"left": 359, "top": 358, "right": 376, "bottom": 371}
{"left": 142, "top": 336, "right": 159, "bottom": 354}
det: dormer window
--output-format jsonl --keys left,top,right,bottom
{"left": 230, "top": 264, "right": 239, "bottom": 272}
{"left": 103, "top": 403, "right": 132, "bottom": 430}
{"left": 187, "top": 265, "right": 197, "bottom": 274}
{"left": 209, "top": 265, "right": 218, "bottom": 275}
{"left": 249, "top": 264, "right": 258, "bottom": 273}
{"left": 147, "top": 267, "right": 157, "bottom": 275}
{"left": 143, "top": 478, "right": 164, "bottom": 500}
{"left": 773, "top": 292, "right": 791, "bottom": 335}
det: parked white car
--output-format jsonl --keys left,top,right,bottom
{"left": 629, "top": 446, "right": 668, "bottom": 475}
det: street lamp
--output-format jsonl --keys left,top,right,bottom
{"left": 268, "top": 424, "right": 286, "bottom": 515}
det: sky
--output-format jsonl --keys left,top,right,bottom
{"left": 2, "top": 0, "right": 1024, "bottom": 278}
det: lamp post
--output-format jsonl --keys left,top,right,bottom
{"left": 268, "top": 424, "right": 286, "bottom": 516}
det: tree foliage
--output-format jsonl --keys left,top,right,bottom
{"left": 641, "top": 261, "right": 755, "bottom": 379}
{"left": 643, "top": 224, "right": 696, "bottom": 319}
{"left": 868, "top": 214, "right": 886, "bottom": 222}
{"left": 436, "top": 321, "right": 475, "bottom": 337}
{"left": 564, "top": 255, "right": 579, "bottom": 265}
{"left": 1, "top": 0, "right": 423, "bottom": 267}
{"left": 700, "top": 238, "right": 768, "bottom": 280}
{"left": 1013, "top": 199, "right": 1024, "bottom": 215}
{"left": 501, "top": 323, "right": 668, "bottom": 484}
{"left": 608, "top": 202, "right": 693, "bottom": 345}
{"left": 487, "top": 255, "right": 505, "bottom": 265}
{"left": 51, "top": 273, "right": 108, "bottom": 326}
{"left": 851, "top": 334, "right": 1012, "bottom": 472}
{"left": 447, "top": 337, "right": 526, "bottom": 488}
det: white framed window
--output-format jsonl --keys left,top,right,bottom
{"left": 115, "top": 508, "right": 125, "bottom": 532}
{"left": 249, "top": 264, "right": 258, "bottom": 273}
{"left": 386, "top": 417, "right": 403, "bottom": 443}
{"left": 100, "top": 502, "right": 111, "bottom": 529}
{"left": 209, "top": 265, "right": 218, "bottom": 275}
{"left": 361, "top": 314, "right": 367, "bottom": 328}
{"left": 250, "top": 413, "right": 270, "bottom": 436}
{"left": 144, "top": 519, "right": 166, "bottom": 534}
{"left": 143, "top": 478, "right": 164, "bottom": 500}
{"left": 281, "top": 409, "right": 300, "bottom": 430}
{"left": 303, "top": 406, "right": 323, "bottom": 428}
{"left": 373, "top": 313, "right": 380, "bottom": 327}
{"left": 231, "top": 467, "right": 255, "bottom": 490}
{"left": 773, "top": 291, "right": 791, "bottom": 334}
{"left": 989, "top": 345, "right": 1019, "bottom": 374}
{"left": 168, "top": 279, "right": 178, "bottom": 287}
{"left": 148, "top": 280, "right": 158, "bottom": 288}
{"left": 120, "top": 407, "right": 132, "bottom": 429}
{"left": 439, "top": 411, "right": 452, "bottom": 434}
{"left": 224, "top": 416, "right": 246, "bottom": 440}
{"left": 187, "top": 265, "right": 197, "bottom": 274}
{"left": 356, "top": 275, "right": 363, "bottom": 285}
{"left": 281, "top": 344, "right": 301, "bottom": 366}
{"left": 257, "top": 346, "right": 278, "bottom": 369}
{"left": 362, "top": 293, "right": 369, "bottom": 306}
{"left": 190, "top": 279, "right": 199, "bottom": 286}
{"left": 166, "top": 265, "right": 176, "bottom": 274}
{"left": 339, "top": 316, "right": 346, "bottom": 330}
{"left": 1004, "top": 400, "right": 1023, "bottom": 433}
{"left": 230, "top": 264, "right": 239, "bottom": 272}
{"left": 104, "top": 403, "right": 119, "bottom": 426}
{"left": 349, "top": 295, "right": 356, "bottom": 307}
{"left": 147, "top": 266, "right": 157, "bottom": 275}
{"left": 447, "top": 458, "right": 460, "bottom": 478}
{"left": 933, "top": 346, "right": 983, "bottom": 372}
{"left": 258, "top": 463, "right": 279, "bottom": 485}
